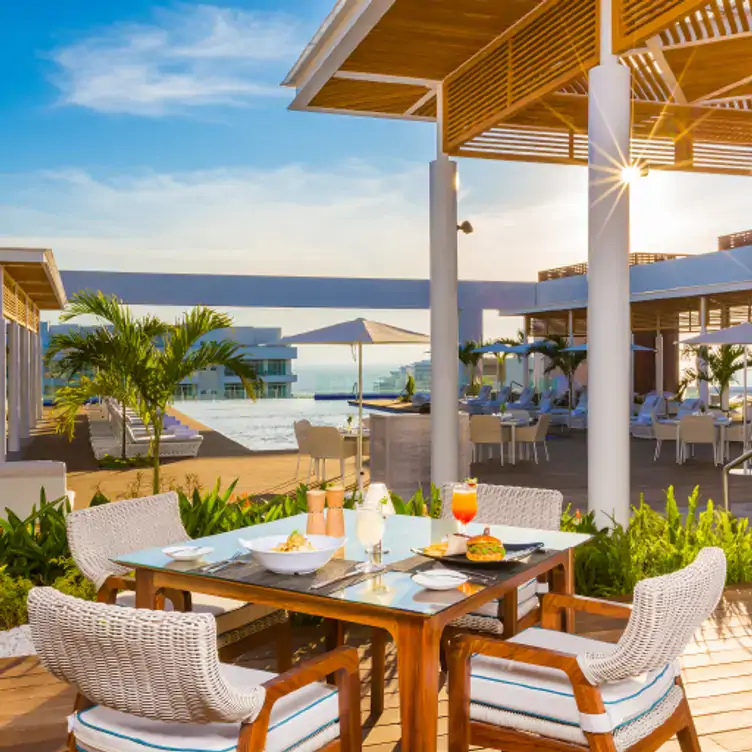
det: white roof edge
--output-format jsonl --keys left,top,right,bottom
{"left": 0, "top": 247, "right": 67, "bottom": 309}
{"left": 282, "top": 0, "right": 363, "bottom": 88}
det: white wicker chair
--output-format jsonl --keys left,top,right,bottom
{"left": 66, "top": 492, "right": 292, "bottom": 668}
{"left": 441, "top": 483, "right": 564, "bottom": 637}
{"left": 448, "top": 547, "right": 727, "bottom": 752}
{"left": 28, "top": 588, "right": 361, "bottom": 752}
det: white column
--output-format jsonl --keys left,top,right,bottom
{"left": 33, "top": 329, "right": 42, "bottom": 423}
{"left": 8, "top": 322, "right": 20, "bottom": 453}
{"left": 0, "top": 319, "right": 5, "bottom": 463}
{"left": 430, "top": 86, "right": 460, "bottom": 487}
{"left": 567, "top": 310, "right": 574, "bottom": 346}
{"left": 656, "top": 332, "right": 664, "bottom": 396}
{"left": 587, "top": 0, "right": 632, "bottom": 528}
{"left": 698, "top": 297, "right": 709, "bottom": 406}
{"left": 20, "top": 325, "right": 30, "bottom": 438}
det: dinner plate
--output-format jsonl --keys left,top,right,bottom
{"left": 411, "top": 570, "right": 469, "bottom": 591}
{"left": 411, "top": 542, "right": 544, "bottom": 568}
{"left": 162, "top": 545, "right": 214, "bottom": 562}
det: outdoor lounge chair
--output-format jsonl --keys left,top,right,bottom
{"left": 460, "top": 384, "right": 494, "bottom": 413}
{"left": 66, "top": 492, "right": 292, "bottom": 667}
{"left": 28, "top": 588, "right": 362, "bottom": 752}
{"left": 447, "top": 547, "right": 726, "bottom": 752}
{"left": 507, "top": 386, "right": 535, "bottom": 410}
{"left": 630, "top": 393, "right": 666, "bottom": 438}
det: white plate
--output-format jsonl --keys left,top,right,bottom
{"left": 238, "top": 535, "right": 347, "bottom": 575}
{"left": 162, "top": 545, "right": 214, "bottom": 562}
{"left": 412, "top": 570, "right": 469, "bottom": 591}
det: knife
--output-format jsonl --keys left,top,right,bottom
{"left": 310, "top": 566, "right": 386, "bottom": 591}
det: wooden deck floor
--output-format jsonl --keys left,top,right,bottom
{"left": 4, "top": 588, "right": 752, "bottom": 751}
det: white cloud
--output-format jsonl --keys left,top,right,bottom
{"left": 49, "top": 4, "right": 301, "bottom": 115}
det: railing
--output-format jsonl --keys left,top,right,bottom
{"left": 722, "top": 448, "right": 752, "bottom": 510}
{"left": 719, "top": 230, "right": 752, "bottom": 251}
{"left": 538, "top": 253, "right": 687, "bottom": 281}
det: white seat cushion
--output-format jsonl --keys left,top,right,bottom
{"left": 451, "top": 578, "right": 542, "bottom": 635}
{"left": 73, "top": 664, "right": 339, "bottom": 752}
{"left": 469, "top": 627, "right": 678, "bottom": 742}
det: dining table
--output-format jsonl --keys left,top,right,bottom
{"left": 117, "top": 511, "right": 591, "bottom": 752}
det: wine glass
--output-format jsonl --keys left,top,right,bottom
{"left": 355, "top": 506, "right": 386, "bottom": 573}
{"left": 452, "top": 483, "right": 478, "bottom": 533}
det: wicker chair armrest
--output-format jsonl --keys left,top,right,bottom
{"left": 239, "top": 646, "right": 361, "bottom": 751}
{"left": 541, "top": 593, "right": 633, "bottom": 622}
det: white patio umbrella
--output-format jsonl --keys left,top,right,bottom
{"left": 280, "top": 318, "right": 430, "bottom": 492}
{"left": 684, "top": 322, "right": 752, "bottom": 473}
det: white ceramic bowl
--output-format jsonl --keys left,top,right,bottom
{"left": 238, "top": 535, "right": 346, "bottom": 575}
{"left": 162, "top": 545, "right": 214, "bottom": 562}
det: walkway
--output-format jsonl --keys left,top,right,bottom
{"left": 3, "top": 589, "right": 752, "bottom": 751}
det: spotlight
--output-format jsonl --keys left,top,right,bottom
{"left": 457, "top": 220, "right": 474, "bottom": 234}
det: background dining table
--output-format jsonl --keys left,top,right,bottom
{"left": 116, "top": 511, "right": 590, "bottom": 752}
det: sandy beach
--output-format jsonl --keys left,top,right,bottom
{"left": 21, "top": 407, "right": 364, "bottom": 506}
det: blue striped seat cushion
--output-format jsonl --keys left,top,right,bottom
{"left": 470, "top": 627, "right": 677, "bottom": 734}
{"left": 73, "top": 665, "right": 339, "bottom": 752}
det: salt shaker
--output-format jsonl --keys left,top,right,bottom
{"left": 306, "top": 489, "right": 326, "bottom": 535}
{"left": 325, "top": 486, "right": 346, "bottom": 538}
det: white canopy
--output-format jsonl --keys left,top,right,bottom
{"left": 279, "top": 318, "right": 429, "bottom": 346}
{"left": 280, "top": 318, "right": 429, "bottom": 493}
{"left": 683, "top": 322, "right": 752, "bottom": 346}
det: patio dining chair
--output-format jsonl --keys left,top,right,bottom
{"left": 293, "top": 418, "right": 313, "bottom": 480}
{"left": 678, "top": 414, "right": 720, "bottom": 465}
{"left": 447, "top": 547, "right": 726, "bottom": 752}
{"left": 66, "top": 492, "right": 292, "bottom": 669}
{"left": 724, "top": 420, "right": 750, "bottom": 462}
{"left": 651, "top": 415, "right": 678, "bottom": 462}
{"left": 470, "top": 415, "right": 503, "bottom": 464}
{"left": 513, "top": 414, "right": 551, "bottom": 463}
{"left": 307, "top": 426, "right": 357, "bottom": 483}
{"left": 28, "top": 588, "right": 362, "bottom": 752}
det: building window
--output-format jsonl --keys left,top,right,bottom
{"left": 266, "top": 383, "right": 287, "bottom": 399}
{"left": 174, "top": 384, "right": 197, "bottom": 400}
{"left": 265, "top": 360, "right": 287, "bottom": 376}
{"left": 224, "top": 383, "right": 246, "bottom": 400}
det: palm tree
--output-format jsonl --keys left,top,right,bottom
{"left": 47, "top": 294, "right": 261, "bottom": 492}
{"left": 682, "top": 344, "right": 746, "bottom": 409}
{"left": 493, "top": 329, "right": 526, "bottom": 386}
{"left": 458, "top": 340, "right": 484, "bottom": 394}
{"left": 532, "top": 334, "right": 587, "bottom": 414}
{"left": 45, "top": 292, "right": 161, "bottom": 459}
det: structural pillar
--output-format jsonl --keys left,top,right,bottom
{"left": 698, "top": 296, "right": 709, "bottom": 406}
{"left": 8, "top": 322, "right": 20, "bottom": 453}
{"left": 567, "top": 310, "right": 574, "bottom": 346}
{"left": 20, "top": 324, "right": 30, "bottom": 438}
{"left": 656, "top": 332, "right": 664, "bottom": 396}
{"left": 587, "top": 0, "right": 632, "bottom": 528}
{"left": 430, "top": 86, "right": 460, "bottom": 487}
{"left": 32, "top": 329, "right": 42, "bottom": 423}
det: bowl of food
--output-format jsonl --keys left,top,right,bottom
{"left": 238, "top": 530, "right": 346, "bottom": 575}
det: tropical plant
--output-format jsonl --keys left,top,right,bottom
{"left": 458, "top": 340, "right": 484, "bottom": 393}
{"left": 682, "top": 344, "right": 746, "bottom": 409}
{"left": 48, "top": 293, "right": 262, "bottom": 493}
{"left": 493, "top": 329, "right": 527, "bottom": 385}
{"left": 532, "top": 335, "right": 587, "bottom": 414}
{"left": 0, "top": 567, "right": 33, "bottom": 630}
{"left": 389, "top": 484, "right": 442, "bottom": 518}
{"left": 563, "top": 486, "right": 752, "bottom": 597}
{"left": 401, "top": 373, "right": 416, "bottom": 403}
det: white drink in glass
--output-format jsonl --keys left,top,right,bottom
{"left": 355, "top": 507, "right": 385, "bottom": 572}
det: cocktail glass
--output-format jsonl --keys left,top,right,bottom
{"left": 452, "top": 483, "right": 478, "bottom": 533}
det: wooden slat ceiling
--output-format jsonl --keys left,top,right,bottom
{"left": 292, "top": 0, "right": 752, "bottom": 175}
{"left": 2, "top": 263, "right": 61, "bottom": 309}
{"left": 340, "top": 0, "right": 540, "bottom": 80}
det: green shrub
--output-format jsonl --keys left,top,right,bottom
{"left": 0, "top": 566, "right": 33, "bottom": 630}
{"left": 49, "top": 557, "right": 97, "bottom": 602}
{"left": 0, "top": 492, "right": 72, "bottom": 584}
{"left": 567, "top": 486, "right": 752, "bottom": 597}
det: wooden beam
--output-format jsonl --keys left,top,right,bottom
{"left": 646, "top": 37, "right": 688, "bottom": 104}
{"left": 333, "top": 70, "right": 438, "bottom": 88}
{"left": 404, "top": 89, "right": 436, "bottom": 117}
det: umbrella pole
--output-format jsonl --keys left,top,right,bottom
{"left": 358, "top": 341, "right": 364, "bottom": 495}
{"left": 744, "top": 348, "right": 749, "bottom": 472}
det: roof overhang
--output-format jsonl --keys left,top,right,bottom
{"left": 285, "top": 0, "right": 752, "bottom": 175}
{"left": 0, "top": 248, "right": 67, "bottom": 311}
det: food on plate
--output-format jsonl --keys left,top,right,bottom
{"left": 446, "top": 533, "right": 470, "bottom": 556}
{"left": 466, "top": 528, "right": 506, "bottom": 562}
{"left": 423, "top": 542, "right": 448, "bottom": 558}
{"left": 272, "top": 530, "right": 317, "bottom": 553}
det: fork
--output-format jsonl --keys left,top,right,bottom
{"left": 198, "top": 550, "right": 246, "bottom": 574}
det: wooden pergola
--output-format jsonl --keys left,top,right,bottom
{"left": 284, "top": 0, "right": 752, "bottom": 175}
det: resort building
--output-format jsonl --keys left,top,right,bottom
{"left": 41, "top": 323, "right": 298, "bottom": 400}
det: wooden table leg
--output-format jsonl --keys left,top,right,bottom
{"left": 551, "top": 550, "right": 575, "bottom": 633}
{"left": 393, "top": 618, "right": 442, "bottom": 752}
{"left": 135, "top": 569, "right": 157, "bottom": 610}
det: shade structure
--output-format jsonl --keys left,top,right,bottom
{"left": 471, "top": 343, "right": 516, "bottom": 355}
{"left": 280, "top": 318, "right": 430, "bottom": 492}
{"left": 561, "top": 343, "right": 655, "bottom": 352}
{"left": 683, "top": 323, "right": 752, "bottom": 347}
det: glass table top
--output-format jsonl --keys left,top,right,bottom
{"left": 116, "top": 511, "right": 590, "bottom": 616}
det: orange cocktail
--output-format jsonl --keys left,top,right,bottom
{"left": 452, "top": 483, "right": 478, "bottom": 532}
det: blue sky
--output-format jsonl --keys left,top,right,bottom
{"left": 1, "top": 1, "right": 751, "bottom": 367}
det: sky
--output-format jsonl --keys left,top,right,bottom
{"left": 1, "top": 1, "right": 751, "bottom": 369}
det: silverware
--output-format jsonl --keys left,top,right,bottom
{"left": 310, "top": 566, "right": 386, "bottom": 591}
{"left": 198, "top": 550, "right": 246, "bottom": 574}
